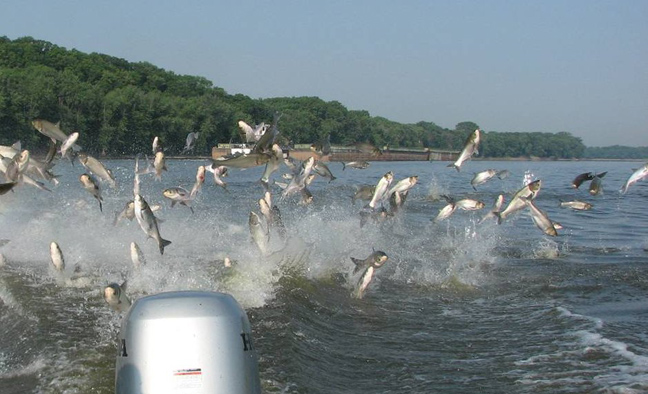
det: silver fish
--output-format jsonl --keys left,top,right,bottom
{"left": 455, "top": 199, "right": 485, "bottom": 211}
{"left": 478, "top": 194, "right": 505, "bottom": 224}
{"left": 59, "top": 132, "right": 79, "bottom": 161}
{"left": 78, "top": 154, "right": 116, "bottom": 188}
{"left": 448, "top": 129, "right": 480, "bottom": 172}
{"left": 281, "top": 156, "right": 315, "bottom": 199}
{"left": 271, "top": 205, "right": 287, "bottom": 240}
{"left": 388, "top": 176, "right": 418, "bottom": 197}
{"left": 252, "top": 112, "right": 281, "bottom": 154}
{"left": 79, "top": 173, "right": 103, "bottom": 212}
{"left": 352, "top": 185, "right": 375, "bottom": 204}
{"left": 153, "top": 151, "right": 167, "bottom": 181}
{"left": 134, "top": 194, "right": 171, "bottom": 255}
{"left": 368, "top": 171, "right": 394, "bottom": 209}
{"left": 206, "top": 164, "right": 228, "bottom": 189}
{"left": 32, "top": 119, "right": 69, "bottom": 143}
{"left": 152, "top": 136, "right": 160, "bottom": 154}
{"left": 261, "top": 144, "right": 284, "bottom": 183}
{"left": 238, "top": 120, "right": 267, "bottom": 143}
{"left": 181, "top": 132, "right": 200, "bottom": 154}
{"left": 249, "top": 211, "right": 269, "bottom": 255}
{"left": 313, "top": 161, "right": 336, "bottom": 182}
{"left": 350, "top": 251, "right": 388, "bottom": 299}
{"left": 342, "top": 161, "right": 370, "bottom": 170}
{"left": 471, "top": 169, "right": 498, "bottom": 190}
{"left": 103, "top": 282, "right": 131, "bottom": 312}
{"left": 620, "top": 163, "right": 648, "bottom": 194}
{"left": 435, "top": 203, "right": 457, "bottom": 222}
{"left": 497, "top": 179, "right": 542, "bottom": 224}
{"left": 50, "top": 241, "right": 65, "bottom": 272}
{"left": 353, "top": 142, "right": 382, "bottom": 156}
{"left": 190, "top": 165, "right": 205, "bottom": 198}
{"left": 523, "top": 198, "right": 557, "bottom": 237}
{"left": 163, "top": 187, "right": 194, "bottom": 213}
{"left": 130, "top": 242, "right": 146, "bottom": 268}
{"left": 560, "top": 200, "right": 593, "bottom": 211}
{"left": 114, "top": 200, "right": 135, "bottom": 226}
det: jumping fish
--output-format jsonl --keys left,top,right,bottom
{"left": 79, "top": 174, "right": 103, "bottom": 212}
{"left": 448, "top": 129, "right": 480, "bottom": 172}
{"left": 206, "top": 164, "right": 228, "bottom": 189}
{"left": 522, "top": 198, "right": 558, "bottom": 237}
{"left": 572, "top": 172, "right": 595, "bottom": 189}
{"left": 350, "top": 250, "right": 388, "bottom": 299}
{"left": 153, "top": 151, "right": 167, "bottom": 181}
{"left": 181, "top": 132, "right": 200, "bottom": 154}
{"left": 368, "top": 171, "right": 394, "bottom": 209}
{"left": 130, "top": 242, "right": 146, "bottom": 268}
{"left": 471, "top": 169, "right": 498, "bottom": 190}
{"left": 249, "top": 211, "right": 269, "bottom": 256}
{"left": 497, "top": 179, "right": 542, "bottom": 224}
{"left": 103, "top": 282, "right": 131, "bottom": 312}
{"left": 163, "top": 187, "right": 194, "bottom": 213}
{"left": 49, "top": 241, "right": 65, "bottom": 272}
{"left": 134, "top": 194, "right": 171, "bottom": 255}
{"left": 478, "top": 194, "right": 505, "bottom": 224}
{"left": 190, "top": 165, "right": 205, "bottom": 198}
{"left": 588, "top": 172, "right": 607, "bottom": 196}
{"left": 32, "top": 119, "right": 70, "bottom": 143}
{"left": 620, "top": 163, "right": 648, "bottom": 194}
{"left": 78, "top": 154, "right": 116, "bottom": 188}
{"left": 342, "top": 161, "right": 370, "bottom": 170}
{"left": 560, "top": 200, "right": 593, "bottom": 211}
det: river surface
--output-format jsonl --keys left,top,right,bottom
{"left": 1, "top": 158, "right": 648, "bottom": 393}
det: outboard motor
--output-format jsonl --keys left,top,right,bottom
{"left": 115, "top": 291, "right": 261, "bottom": 393}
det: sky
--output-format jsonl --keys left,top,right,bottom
{"left": 1, "top": 0, "right": 647, "bottom": 147}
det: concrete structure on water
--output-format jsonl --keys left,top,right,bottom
{"left": 212, "top": 144, "right": 458, "bottom": 162}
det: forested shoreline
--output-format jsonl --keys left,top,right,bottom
{"left": 0, "top": 36, "right": 641, "bottom": 159}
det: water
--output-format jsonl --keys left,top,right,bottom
{"left": 1, "top": 158, "right": 648, "bottom": 393}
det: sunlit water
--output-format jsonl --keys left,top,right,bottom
{"left": 1, "top": 158, "right": 648, "bottom": 393}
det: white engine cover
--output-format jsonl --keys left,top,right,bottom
{"left": 115, "top": 291, "right": 261, "bottom": 393}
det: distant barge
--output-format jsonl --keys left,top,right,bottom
{"left": 211, "top": 144, "right": 459, "bottom": 162}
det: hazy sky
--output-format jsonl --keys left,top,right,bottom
{"left": 2, "top": 1, "right": 647, "bottom": 147}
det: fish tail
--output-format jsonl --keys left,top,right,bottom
{"left": 159, "top": 239, "right": 172, "bottom": 255}
{"left": 342, "top": 163, "right": 346, "bottom": 171}
{"left": 494, "top": 212, "right": 503, "bottom": 225}
{"left": 447, "top": 163, "right": 460, "bottom": 172}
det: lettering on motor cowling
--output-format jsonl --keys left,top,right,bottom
{"left": 240, "top": 332, "right": 254, "bottom": 351}
{"left": 120, "top": 339, "right": 128, "bottom": 357}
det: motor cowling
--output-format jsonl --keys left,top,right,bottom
{"left": 115, "top": 291, "right": 261, "bottom": 393}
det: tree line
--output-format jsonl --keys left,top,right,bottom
{"left": 0, "top": 36, "right": 596, "bottom": 158}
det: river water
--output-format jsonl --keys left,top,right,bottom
{"left": 1, "top": 157, "right": 648, "bottom": 393}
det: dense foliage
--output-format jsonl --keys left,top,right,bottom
{"left": 1, "top": 36, "right": 588, "bottom": 158}
{"left": 583, "top": 146, "right": 648, "bottom": 159}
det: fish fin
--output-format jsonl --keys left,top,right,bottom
{"left": 342, "top": 162, "right": 346, "bottom": 171}
{"left": 351, "top": 257, "right": 365, "bottom": 274}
